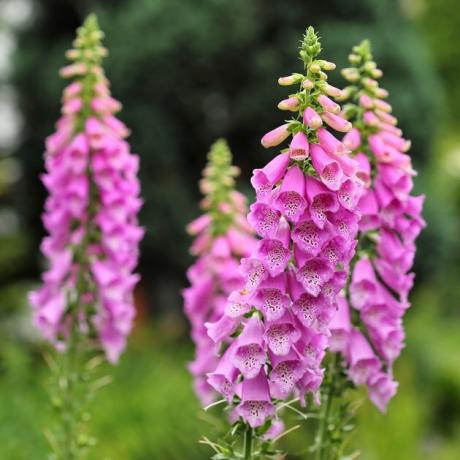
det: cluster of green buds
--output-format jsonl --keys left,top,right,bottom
{"left": 338, "top": 40, "right": 403, "bottom": 150}
{"left": 263, "top": 26, "right": 351, "bottom": 152}
{"left": 199, "top": 139, "right": 245, "bottom": 237}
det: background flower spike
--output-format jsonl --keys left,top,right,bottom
{"left": 28, "top": 13, "right": 143, "bottom": 458}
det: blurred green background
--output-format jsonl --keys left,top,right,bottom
{"left": 0, "top": 0, "right": 459, "bottom": 459}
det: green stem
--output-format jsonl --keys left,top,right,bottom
{"left": 61, "top": 321, "right": 80, "bottom": 459}
{"left": 243, "top": 425, "right": 253, "bottom": 460}
{"left": 316, "top": 354, "right": 339, "bottom": 460}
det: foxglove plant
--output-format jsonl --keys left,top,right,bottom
{"left": 183, "top": 139, "right": 256, "bottom": 405}
{"left": 312, "top": 41, "right": 425, "bottom": 459}
{"left": 203, "top": 27, "right": 362, "bottom": 459}
{"left": 338, "top": 40, "right": 425, "bottom": 409}
{"left": 28, "top": 15, "right": 143, "bottom": 459}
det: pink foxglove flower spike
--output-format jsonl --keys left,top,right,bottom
{"left": 202, "top": 27, "right": 362, "bottom": 459}
{"left": 336, "top": 39, "right": 425, "bottom": 411}
{"left": 28, "top": 15, "right": 143, "bottom": 458}
{"left": 314, "top": 40, "right": 425, "bottom": 460}
{"left": 183, "top": 139, "right": 256, "bottom": 405}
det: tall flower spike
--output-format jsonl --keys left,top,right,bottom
{"left": 183, "top": 139, "right": 256, "bottom": 405}
{"left": 28, "top": 15, "right": 143, "bottom": 458}
{"left": 330, "top": 40, "right": 425, "bottom": 412}
{"left": 30, "top": 13, "right": 143, "bottom": 362}
{"left": 204, "top": 27, "right": 362, "bottom": 453}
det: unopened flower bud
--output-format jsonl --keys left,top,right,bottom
{"left": 318, "top": 60, "right": 336, "bottom": 70}
{"left": 318, "top": 95, "right": 341, "bottom": 114}
{"left": 59, "top": 63, "right": 87, "bottom": 78}
{"left": 324, "top": 84, "right": 343, "bottom": 98}
{"left": 349, "top": 53, "right": 361, "bottom": 65}
{"left": 362, "top": 78, "right": 378, "bottom": 89}
{"left": 310, "top": 62, "right": 321, "bottom": 73}
{"left": 374, "top": 99, "right": 392, "bottom": 113}
{"left": 65, "top": 49, "right": 79, "bottom": 60}
{"left": 375, "top": 88, "right": 389, "bottom": 98}
{"left": 343, "top": 128, "right": 361, "bottom": 150}
{"left": 376, "top": 110, "right": 397, "bottom": 126}
{"left": 364, "top": 61, "right": 376, "bottom": 72}
{"left": 341, "top": 68, "right": 360, "bottom": 82}
{"left": 322, "top": 112, "right": 352, "bottom": 133}
{"left": 363, "top": 111, "right": 380, "bottom": 127}
{"left": 278, "top": 74, "right": 303, "bottom": 86}
{"left": 278, "top": 97, "right": 300, "bottom": 112}
{"left": 359, "top": 94, "right": 374, "bottom": 109}
{"left": 303, "top": 107, "right": 323, "bottom": 129}
{"left": 302, "top": 79, "right": 314, "bottom": 89}
{"left": 261, "top": 124, "right": 291, "bottom": 148}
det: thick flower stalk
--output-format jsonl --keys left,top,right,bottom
{"left": 204, "top": 28, "right": 362, "bottom": 452}
{"left": 328, "top": 40, "right": 425, "bottom": 412}
{"left": 183, "top": 139, "right": 256, "bottom": 405}
{"left": 28, "top": 15, "right": 142, "bottom": 458}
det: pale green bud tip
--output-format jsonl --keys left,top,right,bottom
{"left": 70, "top": 13, "right": 107, "bottom": 67}
{"left": 278, "top": 74, "right": 302, "bottom": 86}
{"left": 353, "top": 39, "right": 373, "bottom": 61}
{"left": 208, "top": 138, "right": 233, "bottom": 168}
{"left": 349, "top": 53, "right": 361, "bottom": 65}
{"left": 82, "top": 13, "right": 101, "bottom": 36}
{"left": 299, "top": 26, "right": 322, "bottom": 63}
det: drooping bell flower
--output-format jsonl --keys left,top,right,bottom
{"left": 335, "top": 40, "right": 425, "bottom": 411}
{"left": 29, "top": 15, "right": 143, "bottom": 363}
{"left": 206, "top": 27, "right": 362, "bottom": 431}
{"left": 183, "top": 139, "right": 256, "bottom": 404}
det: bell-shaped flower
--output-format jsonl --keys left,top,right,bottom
{"left": 235, "top": 370, "right": 275, "bottom": 427}
{"left": 273, "top": 166, "right": 307, "bottom": 223}
{"left": 232, "top": 316, "right": 266, "bottom": 379}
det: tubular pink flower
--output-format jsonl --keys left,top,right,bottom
{"left": 317, "top": 128, "right": 350, "bottom": 157}
{"left": 310, "top": 144, "right": 344, "bottom": 191}
{"left": 368, "top": 372, "right": 398, "bottom": 413}
{"left": 289, "top": 132, "right": 310, "bottom": 161}
{"left": 346, "top": 329, "right": 381, "bottom": 386}
{"left": 29, "top": 18, "right": 143, "bottom": 364}
{"left": 343, "top": 128, "right": 361, "bottom": 151}
{"left": 273, "top": 165, "right": 307, "bottom": 223}
{"left": 329, "top": 294, "right": 352, "bottom": 353}
{"left": 251, "top": 153, "right": 290, "bottom": 200}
